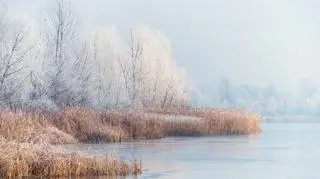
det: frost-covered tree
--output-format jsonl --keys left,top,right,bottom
{"left": 87, "top": 26, "right": 125, "bottom": 109}
{"left": 0, "top": 1, "right": 191, "bottom": 111}
{"left": 119, "top": 26, "right": 188, "bottom": 109}
{"left": 0, "top": 2, "right": 33, "bottom": 110}
{"left": 40, "top": 0, "right": 89, "bottom": 107}
{"left": 118, "top": 27, "right": 146, "bottom": 107}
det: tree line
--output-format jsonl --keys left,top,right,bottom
{"left": 0, "top": 0, "right": 189, "bottom": 111}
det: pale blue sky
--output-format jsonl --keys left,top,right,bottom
{"left": 6, "top": 0, "right": 320, "bottom": 92}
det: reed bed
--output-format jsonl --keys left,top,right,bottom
{"left": 51, "top": 107, "right": 261, "bottom": 142}
{"left": 0, "top": 107, "right": 261, "bottom": 144}
{"left": 0, "top": 107, "right": 261, "bottom": 177}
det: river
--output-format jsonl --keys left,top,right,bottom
{"left": 63, "top": 122, "right": 320, "bottom": 179}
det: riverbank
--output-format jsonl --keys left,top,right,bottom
{"left": 0, "top": 107, "right": 261, "bottom": 177}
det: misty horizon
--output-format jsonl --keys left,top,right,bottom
{"left": 6, "top": 0, "right": 320, "bottom": 93}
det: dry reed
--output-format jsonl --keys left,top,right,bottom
{"left": 0, "top": 107, "right": 260, "bottom": 177}
{"left": 0, "top": 137, "right": 141, "bottom": 178}
{"left": 0, "top": 107, "right": 260, "bottom": 143}
{"left": 53, "top": 107, "right": 261, "bottom": 142}
{"left": 0, "top": 109, "right": 76, "bottom": 144}
{"left": 50, "top": 108, "right": 165, "bottom": 142}
{"left": 147, "top": 108, "right": 262, "bottom": 135}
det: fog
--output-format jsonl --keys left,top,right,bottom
{"left": 7, "top": 0, "right": 320, "bottom": 91}
{"left": 3, "top": 0, "right": 320, "bottom": 115}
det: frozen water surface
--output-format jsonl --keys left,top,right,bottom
{"left": 63, "top": 122, "right": 320, "bottom": 179}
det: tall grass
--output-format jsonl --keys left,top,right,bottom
{"left": 0, "top": 137, "right": 141, "bottom": 178}
{"left": 51, "top": 108, "right": 126, "bottom": 143}
{"left": 0, "top": 109, "right": 142, "bottom": 178}
{"left": 0, "top": 109, "right": 76, "bottom": 144}
{"left": 155, "top": 108, "right": 261, "bottom": 136}
{"left": 51, "top": 108, "right": 165, "bottom": 143}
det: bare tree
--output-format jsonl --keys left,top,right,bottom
{"left": 150, "top": 58, "right": 165, "bottom": 106}
{"left": 127, "top": 28, "right": 145, "bottom": 103}
{"left": 68, "top": 41, "right": 92, "bottom": 106}
{"left": 119, "top": 26, "right": 189, "bottom": 109}
{"left": 93, "top": 33, "right": 113, "bottom": 108}
{"left": 117, "top": 27, "right": 146, "bottom": 108}
{"left": 87, "top": 27, "right": 124, "bottom": 109}
{"left": 40, "top": 0, "right": 80, "bottom": 107}
{"left": 0, "top": 2, "right": 33, "bottom": 109}
{"left": 161, "top": 74, "right": 188, "bottom": 109}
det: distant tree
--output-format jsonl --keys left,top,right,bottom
{"left": 218, "top": 77, "right": 235, "bottom": 106}
{"left": 297, "top": 78, "right": 317, "bottom": 101}
{"left": 261, "top": 84, "right": 276, "bottom": 100}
